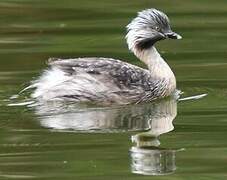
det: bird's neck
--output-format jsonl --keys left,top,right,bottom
{"left": 134, "top": 46, "right": 176, "bottom": 93}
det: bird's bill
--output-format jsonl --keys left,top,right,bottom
{"left": 165, "top": 32, "right": 182, "bottom": 39}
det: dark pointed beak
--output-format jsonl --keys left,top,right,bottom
{"left": 165, "top": 32, "right": 182, "bottom": 39}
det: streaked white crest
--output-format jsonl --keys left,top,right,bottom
{"left": 126, "top": 9, "right": 171, "bottom": 52}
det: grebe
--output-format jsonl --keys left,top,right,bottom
{"left": 30, "top": 9, "right": 182, "bottom": 104}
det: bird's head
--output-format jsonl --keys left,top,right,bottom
{"left": 126, "top": 9, "right": 181, "bottom": 52}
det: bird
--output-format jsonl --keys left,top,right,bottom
{"left": 28, "top": 8, "right": 182, "bottom": 105}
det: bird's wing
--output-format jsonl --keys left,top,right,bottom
{"left": 49, "top": 57, "right": 155, "bottom": 89}
{"left": 46, "top": 57, "right": 160, "bottom": 103}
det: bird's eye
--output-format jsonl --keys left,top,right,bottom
{"left": 155, "top": 26, "right": 161, "bottom": 31}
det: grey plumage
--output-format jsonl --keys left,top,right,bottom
{"left": 126, "top": 9, "right": 181, "bottom": 52}
{"left": 31, "top": 58, "right": 168, "bottom": 104}
{"left": 29, "top": 9, "right": 181, "bottom": 105}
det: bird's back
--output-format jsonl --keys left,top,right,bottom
{"left": 31, "top": 57, "right": 168, "bottom": 104}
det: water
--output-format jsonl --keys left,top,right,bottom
{"left": 1, "top": 0, "right": 227, "bottom": 179}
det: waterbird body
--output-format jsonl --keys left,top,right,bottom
{"left": 30, "top": 9, "right": 182, "bottom": 105}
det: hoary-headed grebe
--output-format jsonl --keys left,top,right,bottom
{"left": 30, "top": 9, "right": 182, "bottom": 104}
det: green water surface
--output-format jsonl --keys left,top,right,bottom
{"left": 0, "top": 0, "right": 227, "bottom": 179}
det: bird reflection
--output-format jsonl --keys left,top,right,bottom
{"left": 33, "top": 97, "right": 181, "bottom": 175}
{"left": 33, "top": 98, "right": 176, "bottom": 132}
{"left": 130, "top": 145, "right": 178, "bottom": 175}
{"left": 129, "top": 98, "right": 181, "bottom": 176}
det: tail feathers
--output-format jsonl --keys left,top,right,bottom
{"left": 19, "top": 83, "right": 37, "bottom": 94}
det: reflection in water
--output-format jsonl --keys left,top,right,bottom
{"left": 32, "top": 97, "right": 181, "bottom": 175}
{"left": 33, "top": 98, "right": 176, "bottom": 132}
{"left": 130, "top": 99, "right": 181, "bottom": 175}
{"left": 130, "top": 147, "right": 177, "bottom": 175}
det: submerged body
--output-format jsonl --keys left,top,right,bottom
{"left": 30, "top": 9, "right": 181, "bottom": 105}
